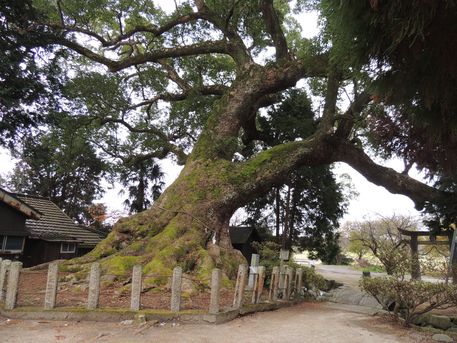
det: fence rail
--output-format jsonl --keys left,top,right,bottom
{"left": 0, "top": 257, "right": 305, "bottom": 314}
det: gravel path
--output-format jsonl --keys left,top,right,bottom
{"left": 0, "top": 302, "right": 433, "bottom": 343}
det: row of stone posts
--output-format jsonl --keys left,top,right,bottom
{"left": 1, "top": 259, "right": 303, "bottom": 313}
{"left": 268, "top": 265, "right": 303, "bottom": 301}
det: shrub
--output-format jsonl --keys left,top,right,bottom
{"left": 302, "top": 266, "right": 327, "bottom": 291}
{"left": 360, "top": 277, "right": 457, "bottom": 325}
{"left": 253, "top": 240, "right": 327, "bottom": 291}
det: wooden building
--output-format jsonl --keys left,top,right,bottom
{"left": 0, "top": 188, "right": 105, "bottom": 267}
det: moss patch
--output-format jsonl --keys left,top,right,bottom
{"left": 101, "top": 255, "right": 142, "bottom": 276}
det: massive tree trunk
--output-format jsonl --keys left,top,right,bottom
{"left": 71, "top": 64, "right": 338, "bottom": 284}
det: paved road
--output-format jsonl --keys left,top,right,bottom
{"left": 316, "top": 264, "right": 441, "bottom": 286}
{"left": 315, "top": 264, "right": 450, "bottom": 311}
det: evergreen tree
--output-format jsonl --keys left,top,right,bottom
{"left": 119, "top": 159, "right": 164, "bottom": 214}
{"left": 243, "top": 90, "right": 349, "bottom": 263}
{"left": 7, "top": 114, "right": 106, "bottom": 223}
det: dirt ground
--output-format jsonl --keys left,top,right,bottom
{"left": 15, "top": 270, "right": 235, "bottom": 311}
{"left": 0, "top": 302, "right": 434, "bottom": 343}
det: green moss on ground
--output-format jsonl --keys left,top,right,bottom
{"left": 101, "top": 255, "right": 143, "bottom": 276}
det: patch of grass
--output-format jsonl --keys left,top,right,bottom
{"left": 351, "top": 264, "right": 385, "bottom": 273}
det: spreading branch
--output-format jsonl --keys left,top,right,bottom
{"left": 128, "top": 85, "right": 227, "bottom": 110}
{"left": 51, "top": 36, "right": 230, "bottom": 72}
{"left": 194, "top": 0, "right": 252, "bottom": 66}
{"left": 45, "top": 12, "right": 200, "bottom": 48}
{"left": 98, "top": 117, "right": 188, "bottom": 164}
{"left": 260, "top": 0, "right": 290, "bottom": 60}
{"left": 334, "top": 140, "right": 445, "bottom": 208}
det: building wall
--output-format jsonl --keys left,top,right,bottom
{"left": 21, "top": 239, "right": 78, "bottom": 267}
{"left": 0, "top": 202, "right": 28, "bottom": 235}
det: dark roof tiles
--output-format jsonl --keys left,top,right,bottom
{"left": 14, "top": 194, "right": 104, "bottom": 248}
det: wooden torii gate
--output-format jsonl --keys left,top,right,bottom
{"left": 399, "top": 227, "right": 457, "bottom": 282}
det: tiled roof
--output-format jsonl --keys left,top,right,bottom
{"left": 13, "top": 194, "right": 105, "bottom": 248}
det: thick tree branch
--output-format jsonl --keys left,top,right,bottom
{"left": 240, "top": 94, "right": 281, "bottom": 146}
{"left": 236, "top": 136, "right": 332, "bottom": 202}
{"left": 260, "top": 0, "right": 290, "bottom": 60}
{"left": 194, "top": 0, "right": 252, "bottom": 66}
{"left": 334, "top": 140, "right": 445, "bottom": 209}
{"left": 49, "top": 35, "right": 230, "bottom": 72}
{"left": 335, "top": 91, "right": 371, "bottom": 138}
{"left": 318, "top": 68, "right": 340, "bottom": 133}
{"left": 45, "top": 12, "right": 200, "bottom": 48}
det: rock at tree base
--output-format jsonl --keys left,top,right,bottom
{"left": 429, "top": 315, "right": 453, "bottom": 331}
{"left": 432, "top": 333, "right": 453, "bottom": 342}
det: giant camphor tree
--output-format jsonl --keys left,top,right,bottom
{"left": 7, "top": 0, "right": 457, "bottom": 283}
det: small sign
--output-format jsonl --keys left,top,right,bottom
{"left": 449, "top": 225, "right": 457, "bottom": 268}
{"left": 279, "top": 249, "right": 289, "bottom": 261}
{"left": 250, "top": 253, "right": 260, "bottom": 266}
{"left": 447, "top": 223, "right": 457, "bottom": 281}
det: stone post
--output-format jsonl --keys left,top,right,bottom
{"left": 130, "top": 265, "right": 142, "bottom": 311}
{"left": 270, "top": 266, "right": 280, "bottom": 301}
{"left": 293, "top": 270, "right": 299, "bottom": 297}
{"left": 44, "top": 262, "right": 59, "bottom": 309}
{"left": 278, "top": 265, "right": 287, "bottom": 300}
{"left": 449, "top": 228, "right": 457, "bottom": 284}
{"left": 170, "top": 266, "right": 182, "bottom": 312}
{"left": 250, "top": 272, "right": 259, "bottom": 304}
{"left": 209, "top": 268, "right": 221, "bottom": 314}
{"left": 296, "top": 268, "right": 303, "bottom": 298}
{"left": 255, "top": 266, "right": 266, "bottom": 304}
{"left": 232, "top": 264, "right": 248, "bottom": 308}
{"left": 247, "top": 253, "right": 260, "bottom": 290}
{"left": 280, "top": 266, "right": 289, "bottom": 300}
{"left": 87, "top": 262, "right": 100, "bottom": 310}
{"left": 286, "top": 267, "right": 295, "bottom": 300}
{"left": 5, "top": 261, "right": 22, "bottom": 310}
{"left": 0, "top": 259, "right": 11, "bottom": 301}
{"left": 410, "top": 235, "right": 421, "bottom": 280}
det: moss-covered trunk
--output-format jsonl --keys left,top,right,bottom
{"left": 67, "top": 64, "right": 311, "bottom": 283}
{"left": 73, "top": 160, "right": 246, "bottom": 285}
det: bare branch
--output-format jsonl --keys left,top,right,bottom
{"left": 335, "top": 91, "right": 371, "bottom": 138}
{"left": 194, "top": 0, "right": 252, "bottom": 66}
{"left": 158, "top": 59, "right": 191, "bottom": 91}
